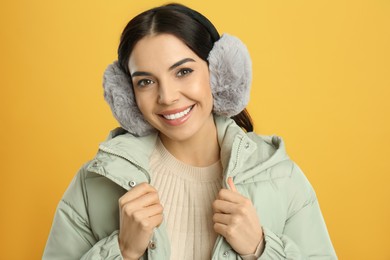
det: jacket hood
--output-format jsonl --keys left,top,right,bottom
{"left": 95, "top": 115, "right": 290, "bottom": 187}
{"left": 214, "top": 116, "right": 290, "bottom": 184}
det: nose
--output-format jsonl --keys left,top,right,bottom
{"left": 157, "top": 80, "right": 179, "bottom": 105}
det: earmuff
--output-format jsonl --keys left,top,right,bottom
{"left": 103, "top": 6, "right": 252, "bottom": 137}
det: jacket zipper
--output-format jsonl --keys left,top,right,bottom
{"left": 211, "top": 136, "right": 244, "bottom": 258}
{"left": 232, "top": 136, "right": 244, "bottom": 175}
{"left": 224, "top": 136, "right": 244, "bottom": 189}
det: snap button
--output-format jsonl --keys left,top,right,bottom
{"left": 92, "top": 161, "right": 99, "bottom": 167}
{"left": 148, "top": 240, "right": 156, "bottom": 250}
{"left": 223, "top": 251, "right": 229, "bottom": 257}
{"left": 129, "top": 180, "right": 137, "bottom": 187}
{"left": 272, "top": 136, "right": 279, "bottom": 147}
{"left": 244, "top": 142, "right": 250, "bottom": 149}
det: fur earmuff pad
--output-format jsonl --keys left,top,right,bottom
{"left": 102, "top": 34, "right": 252, "bottom": 136}
{"left": 103, "top": 62, "right": 156, "bottom": 136}
{"left": 208, "top": 34, "right": 252, "bottom": 117}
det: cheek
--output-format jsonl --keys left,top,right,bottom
{"left": 200, "top": 74, "right": 213, "bottom": 107}
{"left": 133, "top": 89, "right": 151, "bottom": 116}
{"left": 190, "top": 69, "right": 212, "bottom": 101}
{"left": 203, "top": 85, "right": 213, "bottom": 106}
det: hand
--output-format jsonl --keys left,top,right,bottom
{"left": 118, "top": 183, "right": 164, "bottom": 260}
{"left": 212, "top": 177, "right": 263, "bottom": 255}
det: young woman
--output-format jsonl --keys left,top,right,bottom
{"left": 43, "top": 3, "right": 337, "bottom": 260}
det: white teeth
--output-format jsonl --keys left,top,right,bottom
{"left": 163, "top": 106, "right": 192, "bottom": 120}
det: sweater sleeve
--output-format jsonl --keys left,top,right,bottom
{"left": 257, "top": 163, "right": 337, "bottom": 259}
{"left": 42, "top": 165, "right": 124, "bottom": 259}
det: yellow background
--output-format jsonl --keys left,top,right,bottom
{"left": 1, "top": 0, "right": 389, "bottom": 259}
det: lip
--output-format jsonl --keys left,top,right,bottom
{"left": 157, "top": 104, "right": 195, "bottom": 126}
{"left": 158, "top": 105, "right": 194, "bottom": 116}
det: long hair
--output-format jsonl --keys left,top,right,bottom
{"left": 117, "top": 3, "right": 253, "bottom": 132}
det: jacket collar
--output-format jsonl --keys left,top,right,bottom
{"left": 88, "top": 115, "right": 288, "bottom": 190}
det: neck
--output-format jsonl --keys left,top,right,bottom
{"left": 159, "top": 116, "right": 220, "bottom": 167}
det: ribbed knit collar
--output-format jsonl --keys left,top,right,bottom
{"left": 152, "top": 137, "right": 222, "bottom": 182}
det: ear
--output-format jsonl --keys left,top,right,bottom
{"left": 208, "top": 34, "right": 252, "bottom": 117}
{"left": 102, "top": 61, "right": 156, "bottom": 136}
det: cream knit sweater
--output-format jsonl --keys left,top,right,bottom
{"left": 150, "top": 138, "right": 222, "bottom": 260}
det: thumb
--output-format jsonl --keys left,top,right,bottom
{"left": 227, "top": 177, "right": 237, "bottom": 192}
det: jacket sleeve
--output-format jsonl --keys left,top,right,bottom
{"left": 257, "top": 163, "right": 337, "bottom": 260}
{"left": 42, "top": 165, "right": 124, "bottom": 260}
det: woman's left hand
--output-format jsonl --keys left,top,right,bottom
{"left": 212, "top": 177, "right": 263, "bottom": 255}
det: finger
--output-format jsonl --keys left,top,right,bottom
{"left": 131, "top": 211, "right": 164, "bottom": 231}
{"left": 227, "top": 177, "right": 237, "bottom": 192}
{"left": 119, "top": 183, "right": 157, "bottom": 206}
{"left": 137, "top": 203, "right": 164, "bottom": 218}
{"left": 213, "top": 222, "right": 228, "bottom": 237}
{"left": 150, "top": 203, "right": 164, "bottom": 216}
{"left": 121, "top": 191, "right": 160, "bottom": 212}
{"left": 212, "top": 212, "right": 230, "bottom": 225}
{"left": 133, "top": 191, "right": 160, "bottom": 208}
{"left": 124, "top": 203, "right": 163, "bottom": 221}
{"left": 148, "top": 213, "right": 164, "bottom": 229}
{"left": 217, "top": 189, "right": 246, "bottom": 204}
{"left": 213, "top": 199, "right": 236, "bottom": 214}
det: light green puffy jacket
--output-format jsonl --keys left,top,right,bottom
{"left": 43, "top": 116, "right": 337, "bottom": 259}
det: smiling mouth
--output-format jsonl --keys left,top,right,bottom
{"left": 159, "top": 105, "right": 194, "bottom": 120}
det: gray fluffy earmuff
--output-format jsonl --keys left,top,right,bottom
{"left": 103, "top": 33, "right": 252, "bottom": 136}
{"left": 208, "top": 34, "right": 252, "bottom": 117}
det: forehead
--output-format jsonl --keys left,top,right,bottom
{"left": 128, "top": 34, "right": 199, "bottom": 73}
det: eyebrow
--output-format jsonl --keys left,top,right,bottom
{"left": 131, "top": 57, "right": 196, "bottom": 77}
{"left": 168, "top": 58, "right": 196, "bottom": 71}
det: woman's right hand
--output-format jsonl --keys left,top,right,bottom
{"left": 118, "top": 182, "right": 164, "bottom": 260}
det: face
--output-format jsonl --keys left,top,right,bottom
{"left": 128, "top": 33, "right": 214, "bottom": 143}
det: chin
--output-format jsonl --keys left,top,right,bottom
{"left": 158, "top": 127, "right": 198, "bottom": 143}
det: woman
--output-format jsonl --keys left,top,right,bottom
{"left": 43, "top": 3, "right": 337, "bottom": 259}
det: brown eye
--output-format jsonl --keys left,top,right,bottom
{"left": 137, "top": 79, "right": 154, "bottom": 87}
{"left": 177, "top": 68, "right": 193, "bottom": 77}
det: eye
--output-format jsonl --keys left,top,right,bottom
{"left": 136, "top": 79, "right": 155, "bottom": 87}
{"left": 177, "top": 68, "right": 194, "bottom": 78}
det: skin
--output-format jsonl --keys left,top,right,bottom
{"left": 129, "top": 33, "right": 218, "bottom": 167}
{"left": 118, "top": 183, "right": 163, "bottom": 260}
{"left": 118, "top": 33, "right": 263, "bottom": 259}
{"left": 213, "top": 177, "right": 264, "bottom": 255}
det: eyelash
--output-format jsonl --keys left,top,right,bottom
{"left": 176, "top": 68, "right": 194, "bottom": 77}
{"left": 136, "top": 79, "right": 154, "bottom": 87}
{"left": 135, "top": 68, "right": 194, "bottom": 87}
